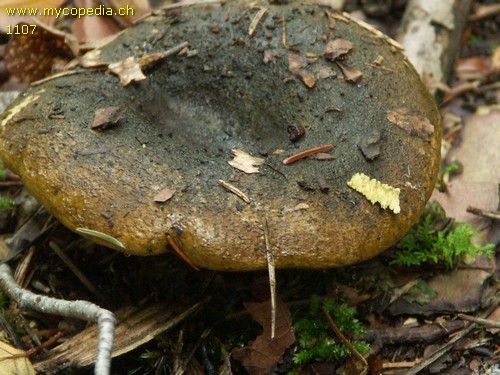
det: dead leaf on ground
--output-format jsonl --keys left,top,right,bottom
{"left": 486, "top": 306, "right": 500, "bottom": 334}
{"left": 4, "top": 23, "right": 73, "bottom": 82}
{"left": 263, "top": 49, "right": 285, "bottom": 64}
{"left": 288, "top": 54, "right": 317, "bottom": 88}
{"left": 455, "top": 56, "right": 492, "bottom": 80}
{"left": 430, "top": 182, "right": 499, "bottom": 228}
{"left": 336, "top": 61, "right": 363, "bottom": 84}
{"left": 446, "top": 110, "right": 500, "bottom": 183}
{"left": 232, "top": 298, "right": 295, "bottom": 375}
{"left": 386, "top": 109, "right": 435, "bottom": 142}
{"left": 78, "top": 49, "right": 106, "bottom": 68}
{"left": 323, "top": 38, "right": 353, "bottom": 61}
{"left": 0, "top": 340, "right": 35, "bottom": 375}
{"left": 108, "top": 56, "right": 146, "bottom": 85}
{"left": 228, "top": 149, "right": 264, "bottom": 174}
{"left": 388, "top": 255, "right": 495, "bottom": 316}
{"left": 288, "top": 54, "right": 307, "bottom": 73}
{"left": 316, "top": 66, "right": 337, "bottom": 79}
{"left": 91, "top": 107, "right": 124, "bottom": 130}
{"left": 297, "top": 72, "right": 316, "bottom": 88}
{"left": 107, "top": 0, "right": 151, "bottom": 25}
{"left": 153, "top": 187, "right": 175, "bottom": 203}
{"left": 71, "top": 0, "right": 121, "bottom": 43}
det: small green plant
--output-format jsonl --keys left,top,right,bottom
{"left": 292, "top": 296, "right": 369, "bottom": 367}
{"left": 392, "top": 202, "right": 494, "bottom": 269}
{"left": 0, "top": 197, "right": 16, "bottom": 209}
{"left": 436, "top": 163, "right": 459, "bottom": 192}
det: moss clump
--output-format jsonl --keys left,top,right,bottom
{"left": 292, "top": 296, "right": 369, "bottom": 367}
{"left": 0, "top": 197, "right": 15, "bottom": 209}
{"left": 391, "top": 202, "right": 494, "bottom": 269}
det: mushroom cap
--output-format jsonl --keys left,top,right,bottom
{"left": 0, "top": 1, "right": 441, "bottom": 271}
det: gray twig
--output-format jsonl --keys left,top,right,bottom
{"left": 0, "top": 263, "right": 115, "bottom": 375}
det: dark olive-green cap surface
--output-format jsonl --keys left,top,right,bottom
{"left": 0, "top": 1, "right": 440, "bottom": 271}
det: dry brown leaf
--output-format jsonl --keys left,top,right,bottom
{"left": 106, "top": 0, "right": 151, "bottom": 25}
{"left": 287, "top": 54, "right": 307, "bottom": 73}
{"left": 263, "top": 49, "right": 285, "bottom": 64}
{"left": 78, "top": 49, "right": 106, "bottom": 68}
{"left": 455, "top": 56, "right": 492, "bottom": 80}
{"left": 323, "top": 38, "right": 353, "bottom": 61}
{"left": 336, "top": 61, "right": 363, "bottom": 84}
{"left": 153, "top": 187, "right": 175, "bottom": 203}
{"left": 228, "top": 149, "right": 264, "bottom": 174}
{"left": 316, "top": 66, "right": 337, "bottom": 79}
{"left": 4, "top": 23, "right": 73, "bottom": 82}
{"left": 288, "top": 54, "right": 316, "bottom": 88}
{"left": 108, "top": 56, "right": 146, "bottom": 86}
{"left": 71, "top": 0, "right": 121, "bottom": 43}
{"left": 91, "top": 107, "right": 124, "bottom": 130}
{"left": 387, "top": 109, "right": 435, "bottom": 142}
{"left": 232, "top": 298, "right": 295, "bottom": 375}
{"left": 297, "top": 71, "right": 316, "bottom": 88}
{"left": 486, "top": 307, "right": 500, "bottom": 334}
{"left": 0, "top": 340, "right": 35, "bottom": 375}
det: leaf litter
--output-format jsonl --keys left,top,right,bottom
{"left": 323, "top": 38, "right": 353, "bottom": 61}
{"left": 228, "top": 149, "right": 265, "bottom": 174}
{"left": 387, "top": 109, "right": 435, "bottom": 142}
{"left": 232, "top": 298, "right": 295, "bottom": 375}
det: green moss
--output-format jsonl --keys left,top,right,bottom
{"left": 0, "top": 197, "right": 15, "bottom": 209}
{"left": 391, "top": 202, "right": 494, "bottom": 269}
{"left": 292, "top": 296, "right": 369, "bottom": 367}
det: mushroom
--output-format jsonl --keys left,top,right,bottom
{"left": 0, "top": 0, "right": 440, "bottom": 271}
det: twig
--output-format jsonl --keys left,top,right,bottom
{"left": 49, "top": 241, "right": 106, "bottom": 301}
{"left": 31, "top": 69, "right": 97, "bottom": 86}
{"left": 248, "top": 7, "right": 268, "bottom": 38}
{"left": 466, "top": 206, "right": 500, "bottom": 220}
{"left": 322, "top": 306, "right": 368, "bottom": 372}
{"left": 0, "top": 331, "right": 65, "bottom": 360}
{"left": 0, "top": 263, "right": 115, "bottom": 375}
{"left": 281, "top": 17, "right": 288, "bottom": 49}
{"left": 167, "top": 236, "right": 201, "bottom": 271}
{"left": 14, "top": 245, "right": 36, "bottom": 288}
{"left": 283, "top": 144, "right": 334, "bottom": 165}
{"left": 458, "top": 313, "right": 500, "bottom": 328}
{"left": 362, "top": 320, "right": 465, "bottom": 344}
{"left": 218, "top": 180, "right": 250, "bottom": 204}
{"left": 382, "top": 360, "right": 419, "bottom": 369}
{"left": 146, "top": 41, "right": 189, "bottom": 62}
{"left": 134, "top": 0, "right": 223, "bottom": 24}
{"left": 175, "top": 328, "right": 211, "bottom": 375}
{"left": 405, "top": 299, "right": 499, "bottom": 375}
{"left": 263, "top": 218, "right": 277, "bottom": 339}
